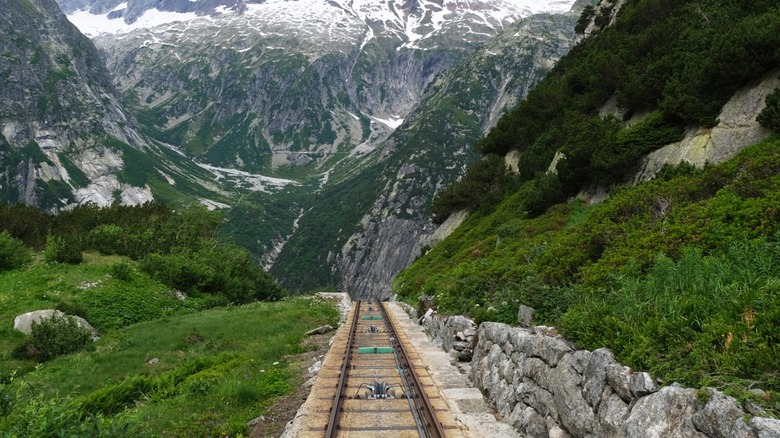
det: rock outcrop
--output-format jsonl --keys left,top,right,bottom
{"left": 633, "top": 69, "right": 780, "bottom": 183}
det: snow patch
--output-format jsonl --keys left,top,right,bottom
{"left": 372, "top": 116, "right": 404, "bottom": 129}
{"left": 197, "top": 163, "right": 299, "bottom": 193}
{"left": 67, "top": 8, "right": 200, "bottom": 37}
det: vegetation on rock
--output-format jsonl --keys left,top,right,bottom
{"left": 433, "top": 0, "right": 780, "bottom": 221}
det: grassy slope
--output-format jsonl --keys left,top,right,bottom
{"left": 395, "top": 138, "right": 780, "bottom": 412}
{"left": 0, "top": 253, "right": 338, "bottom": 436}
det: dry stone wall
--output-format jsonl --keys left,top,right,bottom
{"left": 397, "top": 303, "right": 780, "bottom": 438}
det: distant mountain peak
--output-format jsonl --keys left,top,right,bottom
{"left": 59, "top": 0, "right": 577, "bottom": 41}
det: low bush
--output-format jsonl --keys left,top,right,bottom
{"left": 44, "top": 235, "right": 83, "bottom": 264}
{"left": 0, "top": 231, "right": 31, "bottom": 272}
{"left": 14, "top": 314, "right": 92, "bottom": 362}
{"left": 138, "top": 243, "right": 285, "bottom": 304}
{"left": 559, "top": 241, "right": 780, "bottom": 406}
{"left": 758, "top": 87, "right": 780, "bottom": 131}
{"left": 0, "top": 380, "right": 132, "bottom": 437}
{"left": 109, "top": 262, "right": 133, "bottom": 282}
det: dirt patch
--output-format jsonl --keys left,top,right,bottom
{"left": 249, "top": 332, "right": 333, "bottom": 438}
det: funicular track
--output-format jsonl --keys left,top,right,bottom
{"left": 302, "top": 300, "right": 462, "bottom": 437}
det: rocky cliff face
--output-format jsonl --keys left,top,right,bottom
{"left": 62, "top": 0, "right": 576, "bottom": 177}
{"left": 335, "top": 10, "right": 583, "bottom": 299}
{"left": 0, "top": 0, "right": 154, "bottom": 209}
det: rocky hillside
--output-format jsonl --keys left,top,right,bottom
{"left": 0, "top": 0, "right": 239, "bottom": 211}
{"left": 62, "top": 0, "right": 576, "bottom": 178}
{"left": 271, "top": 5, "right": 586, "bottom": 297}
{"left": 0, "top": 0, "right": 152, "bottom": 209}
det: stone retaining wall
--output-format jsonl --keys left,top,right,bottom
{"left": 397, "top": 303, "right": 780, "bottom": 438}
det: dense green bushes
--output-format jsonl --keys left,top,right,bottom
{"left": 433, "top": 0, "right": 780, "bottom": 222}
{"left": 44, "top": 234, "right": 83, "bottom": 264}
{"left": 139, "top": 244, "right": 284, "bottom": 303}
{"left": 0, "top": 231, "right": 30, "bottom": 271}
{"left": 759, "top": 88, "right": 780, "bottom": 131}
{"left": 0, "top": 202, "right": 286, "bottom": 305}
{"left": 560, "top": 242, "right": 780, "bottom": 394}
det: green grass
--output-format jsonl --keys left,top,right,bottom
{"left": 0, "top": 253, "right": 198, "bottom": 376}
{"left": 394, "top": 138, "right": 780, "bottom": 414}
{"left": 0, "top": 250, "right": 338, "bottom": 436}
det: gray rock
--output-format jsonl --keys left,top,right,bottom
{"left": 508, "top": 403, "right": 547, "bottom": 438}
{"left": 494, "top": 379, "right": 516, "bottom": 416}
{"left": 692, "top": 390, "right": 746, "bottom": 438}
{"left": 517, "top": 304, "right": 535, "bottom": 327}
{"left": 548, "top": 423, "right": 572, "bottom": 438}
{"left": 540, "top": 336, "right": 574, "bottom": 367}
{"left": 625, "top": 386, "right": 707, "bottom": 437}
{"left": 596, "top": 392, "right": 629, "bottom": 438}
{"left": 146, "top": 357, "right": 160, "bottom": 364}
{"left": 457, "top": 347, "right": 473, "bottom": 362}
{"left": 550, "top": 354, "right": 595, "bottom": 436}
{"left": 307, "top": 360, "right": 322, "bottom": 376}
{"left": 248, "top": 416, "right": 266, "bottom": 427}
{"left": 524, "top": 406, "right": 549, "bottom": 438}
{"left": 482, "top": 322, "right": 512, "bottom": 346}
{"left": 630, "top": 372, "right": 657, "bottom": 398}
{"left": 744, "top": 400, "right": 768, "bottom": 417}
{"left": 14, "top": 310, "right": 63, "bottom": 334}
{"left": 305, "top": 325, "right": 334, "bottom": 336}
{"left": 606, "top": 363, "right": 633, "bottom": 403}
{"left": 728, "top": 418, "right": 757, "bottom": 438}
{"left": 571, "top": 350, "right": 591, "bottom": 374}
{"left": 521, "top": 357, "right": 551, "bottom": 389}
{"left": 452, "top": 341, "right": 470, "bottom": 352}
{"left": 750, "top": 417, "right": 780, "bottom": 438}
{"left": 303, "top": 376, "right": 317, "bottom": 389}
{"left": 583, "top": 348, "right": 616, "bottom": 409}
{"left": 518, "top": 378, "right": 559, "bottom": 423}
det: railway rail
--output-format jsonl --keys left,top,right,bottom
{"left": 299, "top": 300, "right": 464, "bottom": 437}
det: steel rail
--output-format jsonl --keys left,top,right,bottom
{"left": 325, "top": 300, "right": 362, "bottom": 438}
{"left": 381, "top": 301, "right": 447, "bottom": 438}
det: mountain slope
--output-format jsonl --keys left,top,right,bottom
{"left": 271, "top": 7, "right": 585, "bottom": 297}
{"left": 61, "top": 0, "right": 577, "bottom": 180}
{"left": 54, "top": 0, "right": 582, "bottom": 295}
{"left": 0, "top": 0, "right": 240, "bottom": 211}
{"left": 0, "top": 0, "right": 152, "bottom": 209}
{"left": 393, "top": 0, "right": 780, "bottom": 418}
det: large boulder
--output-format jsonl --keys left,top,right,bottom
{"left": 13, "top": 310, "right": 97, "bottom": 337}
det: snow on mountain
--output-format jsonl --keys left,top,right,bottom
{"left": 64, "top": 0, "right": 578, "bottom": 48}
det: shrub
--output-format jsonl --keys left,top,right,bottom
{"left": 758, "top": 87, "right": 780, "bottom": 131}
{"left": 109, "top": 262, "right": 133, "bottom": 282}
{"left": 14, "top": 314, "right": 91, "bottom": 361}
{"left": 44, "top": 234, "right": 83, "bottom": 264}
{"left": 575, "top": 5, "right": 595, "bottom": 34}
{"left": 86, "top": 224, "right": 126, "bottom": 255}
{"left": 0, "top": 231, "right": 31, "bottom": 271}
{"left": 138, "top": 244, "right": 285, "bottom": 304}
